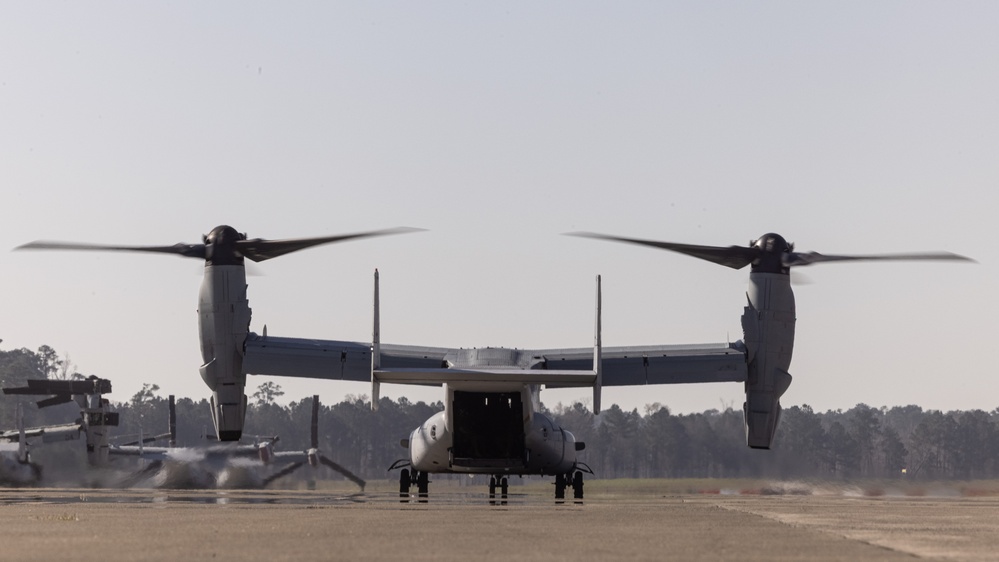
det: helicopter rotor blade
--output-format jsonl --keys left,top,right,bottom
{"left": 119, "top": 460, "right": 163, "bottom": 488}
{"left": 262, "top": 461, "right": 305, "bottom": 487}
{"left": 318, "top": 455, "right": 366, "bottom": 491}
{"left": 16, "top": 241, "right": 207, "bottom": 259}
{"left": 119, "top": 433, "right": 171, "bottom": 447}
{"left": 565, "top": 232, "right": 759, "bottom": 270}
{"left": 237, "top": 227, "right": 424, "bottom": 263}
{"left": 784, "top": 251, "right": 975, "bottom": 268}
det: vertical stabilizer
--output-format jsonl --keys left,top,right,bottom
{"left": 16, "top": 403, "right": 27, "bottom": 463}
{"left": 371, "top": 269, "right": 381, "bottom": 411}
{"left": 593, "top": 275, "right": 603, "bottom": 414}
{"left": 311, "top": 395, "right": 320, "bottom": 450}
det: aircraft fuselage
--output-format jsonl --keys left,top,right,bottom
{"left": 407, "top": 383, "right": 581, "bottom": 476}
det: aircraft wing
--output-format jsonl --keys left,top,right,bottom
{"left": 108, "top": 445, "right": 172, "bottom": 461}
{"left": 243, "top": 333, "right": 450, "bottom": 382}
{"left": 108, "top": 443, "right": 259, "bottom": 463}
{"left": 373, "top": 342, "right": 747, "bottom": 388}
{"left": 108, "top": 445, "right": 178, "bottom": 461}
{"left": 244, "top": 332, "right": 746, "bottom": 387}
{"left": 537, "top": 342, "right": 748, "bottom": 386}
{"left": 270, "top": 450, "right": 309, "bottom": 463}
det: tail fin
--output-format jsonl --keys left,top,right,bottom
{"left": 593, "top": 275, "right": 603, "bottom": 414}
{"left": 16, "top": 403, "right": 27, "bottom": 463}
{"left": 371, "top": 269, "right": 382, "bottom": 411}
{"left": 311, "top": 395, "right": 320, "bottom": 449}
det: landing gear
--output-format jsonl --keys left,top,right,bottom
{"left": 572, "top": 470, "right": 584, "bottom": 500}
{"left": 398, "top": 469, "right": 430, "bottom": 503}
{"left": 417, "top": 470, "right": 429, "bottom": 503}
{"left": 489, "top": 475, "right": 509, "bottom": 505}
{"left": 554, "top": 471, "right": 584, "bottom": 502}
{"left": 399, "top": 468, "right": 411, "bottom": 501}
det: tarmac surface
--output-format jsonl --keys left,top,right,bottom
{"left": 1, "top": 485, "right": 997, "bottom": 561}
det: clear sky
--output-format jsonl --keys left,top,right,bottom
{"left": 1, "top": 2, "right": 996, "bottom": 415}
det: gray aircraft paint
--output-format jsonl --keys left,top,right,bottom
{"left": 742, "top": 271, "right": 795, "bottom": 449}
{"left": 198, "top": 264, "right": 252, "bottom": 441}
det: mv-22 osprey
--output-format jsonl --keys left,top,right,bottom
{"left": 18, "top": 229, "right": 970, "bottom": 500}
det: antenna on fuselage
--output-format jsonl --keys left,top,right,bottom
{"left": 371, "top": 269, "right": 381, "bottom": 411}
{"left": 593, "top": 275, "right": 603, "bottom": 414}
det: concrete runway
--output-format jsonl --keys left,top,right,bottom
{"left": 1, "top": 487, "right": 996, "bottom": 561}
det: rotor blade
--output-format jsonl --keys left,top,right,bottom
{"left": 16, "top": 240, "right": 207, "bottom": 260}
{"left": 263, "top": 461, "right": 304, "bottom": 487}
{"left": 785, "top": 251, "right": 975, "bottom": 268}
{"left": 120, "top": 460, "right": 163, "bottom": 488}
{"left": 236, "top": 227, "right": 424, "bottom": 263}
{"left": 566, "top": 232, "right": 760, "bottom": 270}
{"left": 319, "top": 456, "right": 366, "bottom": 491}
{"left": 311, "top": 396, "right": 320, "bottom": 450}
{"left": 36, "top": 394, "right": 73, "bottom": 409}
{"left": 120, "top": 433, "right": 171, "bottom": 447}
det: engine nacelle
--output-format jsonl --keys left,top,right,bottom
{"left": 208, "top": 385, "right": 247, "bottom": 442}
{"left": 741, "top": 272, "right": 795, "bottom": 449}
{"left": 198, "top": 264, "right": 252, "bottom": 441}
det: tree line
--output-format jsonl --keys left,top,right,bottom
{"left": 2, "top": 346, "right": 997, "bottom": 482}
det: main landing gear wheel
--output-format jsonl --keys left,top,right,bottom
{"left": 572, "top": 470, "right": 584, "bottom": 500}
{"left": 554, "top": 471, "right": 584, "bottom": 502}
{"left": 399, "top": 468, "right": 411, "bottom": 501}
{"left": 489, "top": 476, "right": 511, "bottom": 505}
{"left": 554, "top": 473, "right": 567, "bottom": 501}
{"left": 417, "top": 471, "right": 429, "bottom": 503}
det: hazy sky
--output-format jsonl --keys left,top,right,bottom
{"left": 1, "top": 2, "right": 996, "bottom": 416}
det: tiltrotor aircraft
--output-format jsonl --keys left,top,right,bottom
{"left": 17, "top": 226, "right": 419, "bottom": 441}
{"left": 111, "top": 395, "right": 365, "bottom": 490}
{"left": 17, "top": 229, "right": 970, "bottom": 500}
{"left": 4, "top": 376, "right": 119, "bottom": 468}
